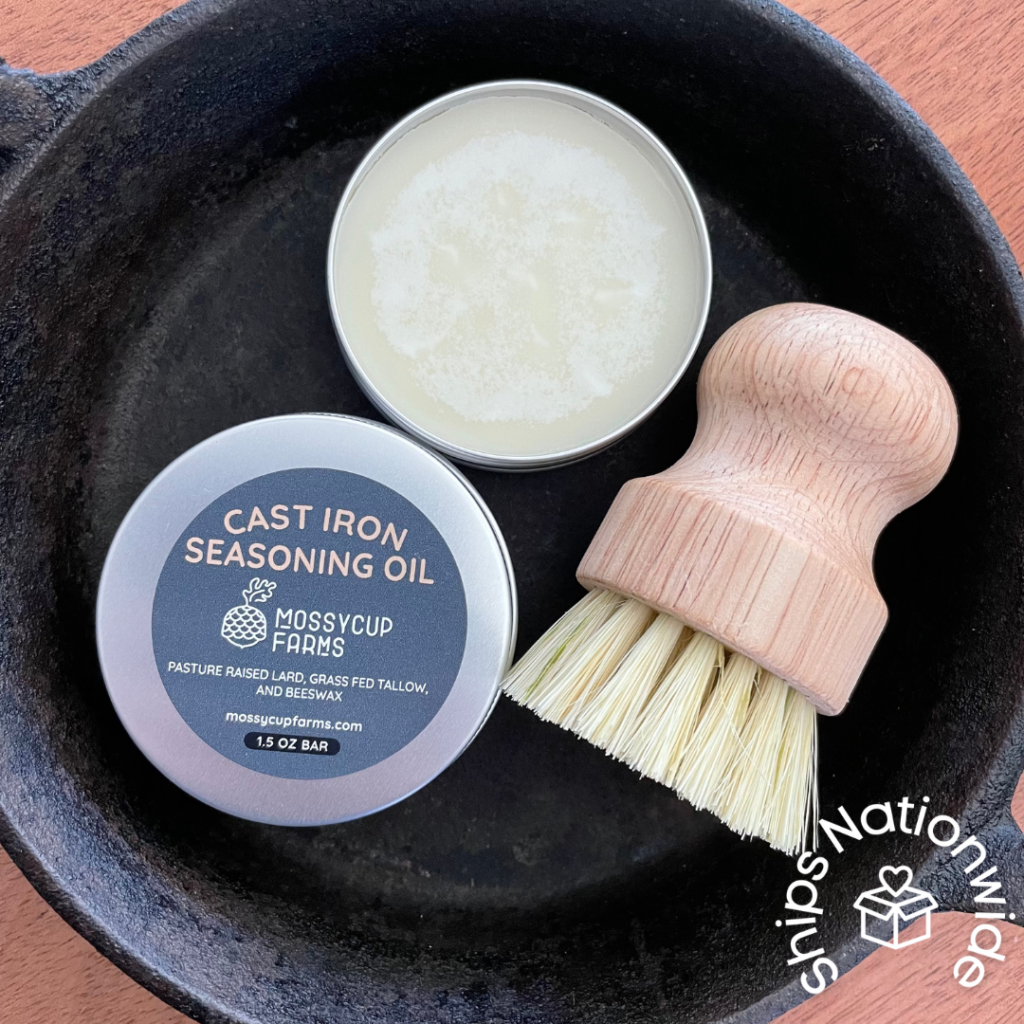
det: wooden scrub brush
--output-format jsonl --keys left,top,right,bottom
{"left": 505, "top": 303, "right": 957, "bottom": 855}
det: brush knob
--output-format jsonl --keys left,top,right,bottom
{"left": 577, "top": 303, "right": 958, "bottom": 714}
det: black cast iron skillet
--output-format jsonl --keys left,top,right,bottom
{"left": 2, "top": 1, "right": 1023, "bottom": 1021}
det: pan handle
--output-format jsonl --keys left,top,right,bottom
{"left": 916, "top": 755, "right": 1024, "bottom": 920}
{"left": 0, "top": 65, "right": 85, "bottom": 194}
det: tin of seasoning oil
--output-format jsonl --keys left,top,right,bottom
{"left": 96, "top": 414, "right": 517, "bottom": 824}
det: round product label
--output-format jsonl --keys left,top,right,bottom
{"left": 151, "top": 468, "right": 468, "bottom": 780}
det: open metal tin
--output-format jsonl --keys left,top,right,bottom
{"left": 96, "top": 414, "right": 517, "bottom": 825}
{"left": 326, "top": 79, "right": 713, "bottom": 472}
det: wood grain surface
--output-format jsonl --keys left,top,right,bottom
{"left": 0, "top": 0, "right": 178, "bottom": 72}
{"left": 1, "top": 2, "right": 1023, "bottom": 1023}
{"left": 775, "top": 910, "right": 1024, "bottom": 1024}
{"left": 579, "top": 304, "right": 958, "bottom": 716}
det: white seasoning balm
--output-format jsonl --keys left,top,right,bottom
{"left": 328, "top": 81, "right": 712, "bottom": 470}
{"left": 96, "top": 415, "right": 516, "bottom": 825}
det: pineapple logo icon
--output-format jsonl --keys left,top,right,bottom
{"left": 221, "top": 578, "right": 277, "bottom": 648}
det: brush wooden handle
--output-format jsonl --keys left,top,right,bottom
{"left": 577, "top": 303, "right": 958, "bottom": 714}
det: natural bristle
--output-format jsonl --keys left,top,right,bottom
{"left": 574, "top": 613, "right": 687, "bottom": 752}
{"left": 768, "top": 688, "right": 818, "bottom": 854}
{"left": 715, "top": 670, "right": 789, "bottom": 842}
{"left": 675, "top": 652, "right": 757, "bottom": 806}
{"left": 621, "top": 630, "right": 721, "bottom": 787}
{"left": 532, "top": 597, "right": 653, "bottom": 727}
{"left": 503, "top": 590, "right": 819, "bottom": 855}
{"left": 503, "top": 588, "right": 620, "bottom": 706}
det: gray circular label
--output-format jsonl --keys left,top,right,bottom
{"left": 152, "top": 468, "right": 468, "bottom": 780}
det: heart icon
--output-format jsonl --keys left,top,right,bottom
{"left": 878, "top": 865, "right": 913, "bottom": 896}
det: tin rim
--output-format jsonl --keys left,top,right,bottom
{"left": 95, "top": 414, "right": 517, "bottom": 826}
{"left": 326, "top": 79, "right": 713, "bottom": 472}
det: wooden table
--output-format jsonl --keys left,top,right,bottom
{"left": 1, "top": 2, "right": 1023, "bottom": 1021}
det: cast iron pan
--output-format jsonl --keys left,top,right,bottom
{"left": 1, "top": 1, "right": 1023, "bottom": 1021}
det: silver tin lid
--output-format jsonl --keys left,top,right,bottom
{"left": 327, "top": 79, "right": 713, "bottom": 472}
{"left": 96, "top": 414, "right": 517, "bottom": 825}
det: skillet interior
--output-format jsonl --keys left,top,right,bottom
{"left": 1, "top": 1, "right": 1023, "bottom": 1021}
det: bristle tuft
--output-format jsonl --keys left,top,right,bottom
{"left": 766, "top": 687, "right": 818, "bottom": 854}
{"left": 532, "top": 597, "right": 654, "bottom": 727}
{"left": 503, "top": 588, "right": 620, "bottom": 706}
{"left": 674, "top": 652, "right": 758, "bottom": 808}
{"left": 574, "top": 613, "right": 687, "bottom": 751}
{"left": 621, "top": 630, "right": 722, "bottom": 787}
{"left": 502, "top": 593, "right": 819, "bottom": 856}
{"left": 714, "top": 670, "right": 789, "bottom": 840}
